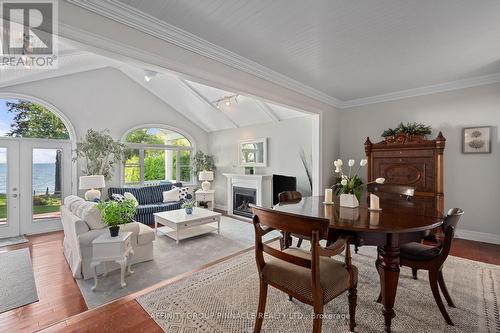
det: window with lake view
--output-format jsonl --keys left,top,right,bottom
{"left": 0, "top": 99, "right": 70, "bottom": 223}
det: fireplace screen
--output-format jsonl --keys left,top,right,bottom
{"left": 233, "top": 186, "right": 257, "bottom": 218}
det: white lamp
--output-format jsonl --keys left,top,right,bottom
{"left": 79, "top": 175, "right": 106, "bottom": 201}
{"left": 198, "top": 171, "right": 214, "bottom": 191}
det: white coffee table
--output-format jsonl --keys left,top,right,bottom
{"left": 154, "top": 208, "right": 221, "bottom": 243}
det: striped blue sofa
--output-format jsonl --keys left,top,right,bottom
{"left": 107, "top": 182, "right": 191, "bottom": 225}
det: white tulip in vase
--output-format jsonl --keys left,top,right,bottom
{"left": 333, "top": 158, "right": 385, "bottom": 208}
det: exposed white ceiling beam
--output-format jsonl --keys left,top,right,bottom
{"left": 118, "top": 67, "right": 212, "bottom": 132}
{"left": 178, "top": 78, "right": 239, "bottom": 128}
{"left": 0, "top": 63, "right": 109, "bottom": 89}
{"left": 254, "top": 99, "right": 280, "bottom": 123}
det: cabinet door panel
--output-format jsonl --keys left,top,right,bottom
{"left": 373, "top": 157, "right": 435, "bottom": 193}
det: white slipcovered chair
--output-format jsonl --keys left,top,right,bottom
{"left": 61, "top": 195, "right": 155, "bottom": 279}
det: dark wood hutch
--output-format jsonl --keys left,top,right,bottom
{"left": 365, "top": 132, "right": 446, "bottom": 214}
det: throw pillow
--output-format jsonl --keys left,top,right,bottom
{"left": 124, "top": 192, "right": 139, "bottom": 207}
{"left": 163, "top": 188, "right": 180, "bottom": 202}
{"left": 80, "top": 202, "right": 106, "bottom": 229}
{"left": 111, "top": 193, "right": 125, "bottom": 202}
{"left": 173, "top": 185, "right": 189, "bottom": 200}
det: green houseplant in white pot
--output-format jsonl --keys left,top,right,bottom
{"left": 97, "top": 198, "right": 136, "bottom": 237}
{"left": 181, "top": 200, "right": 195, "bottom": 215}
{"left": 333, "top": 159, "right": 385, "bottom": 208}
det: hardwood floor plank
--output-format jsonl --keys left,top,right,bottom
{"left": 1, "top": 229, "right": 498, "bottom": 333}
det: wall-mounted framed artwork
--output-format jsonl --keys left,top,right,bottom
{"left": 462, "top": 126, "right": 491, "bottom": 154}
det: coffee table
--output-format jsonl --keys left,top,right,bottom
{"left": 154, "top": 208, "right": 222, "bottom": 243}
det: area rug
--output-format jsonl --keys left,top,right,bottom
{"left": 137, "top": 245, "right": 499, "bottom": 332}
{"left": 0, "top": 248, "right": 39, "bottom": 313}
{"left": 0, "top": 235, "right": 28, "bottom": 248}
{"left": 77, "top": 216, "right": 281, "bottom": 308}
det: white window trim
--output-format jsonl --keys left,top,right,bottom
{"left": 120, "top": 124, "right": 197, "bottom": 187}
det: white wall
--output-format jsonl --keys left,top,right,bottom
{"left": 0, "top": 67, "right": 209, "bottom": 188}
{"left": 339, "top": 83, "right": 500, "bottom": 243}
{"left": 208, "top": 116, "right": 313, "bottom": 207}
{"left": 320, "top": 109, "right": 341, "bottom": 188}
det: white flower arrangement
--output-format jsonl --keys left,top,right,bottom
{"left": 333, "top": 158, "right": 385, "bottom": 199}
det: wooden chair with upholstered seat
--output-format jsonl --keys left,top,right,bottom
{"left": 355, "top": 184, "right": 417, "bottom": 254}
{"left": 277, "top": 191, "right": 306, "bottom": 249}
{"left": 366, "top": 183, "right": 416, "bottom": 200}
{"left": 251, "top": 205, "right": 358, "bottom": 333}
{"left": 398, "top": 208, "right": 464, "bottom": 325}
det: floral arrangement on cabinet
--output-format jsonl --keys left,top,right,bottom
{"left": 333, "top": 159, "right": 385, "bottom": 208}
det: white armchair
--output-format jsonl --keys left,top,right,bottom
{"left": 61, "top": 196, "right": 154, "bottom": 279}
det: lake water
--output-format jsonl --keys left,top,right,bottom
{"left": 0, "top": 163, "right": 58, "bottom": 194}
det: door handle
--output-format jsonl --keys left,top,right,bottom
{"left": 12, "top": 194, "right": 18, "bottom": 198}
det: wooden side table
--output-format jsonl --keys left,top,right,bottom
{"left": 195, "top": 189, "right": 215, "bottom": 211}
{"left": 90, "top": 231, "right": 134, "bottom": 290}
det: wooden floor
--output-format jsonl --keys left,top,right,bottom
{"left": 0, "top": 232, "right": 498, "bottom": 333}
{"left": 0, "top": 232, "right": 87, "bottom": 333}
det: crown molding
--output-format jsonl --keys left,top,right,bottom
{"left": 65, "top": 0, "right": 342, "bottom": 108}
{"left": 340, "top": 72, "right": 500, "bottom": 109}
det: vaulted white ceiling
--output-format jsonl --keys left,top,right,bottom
{"left": 105, "top": 0, "right": 500, "bottom": 103}
{"left": 0, "top": 42, "right": 309, "bottom": 132}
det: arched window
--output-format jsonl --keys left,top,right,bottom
{"left": 0, "top": 98, "right": 70, "bottom": 139}
{"left": 123, "top": 127, "right": 194, "bottom": 185}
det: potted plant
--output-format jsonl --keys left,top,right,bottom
{"left": 97, "top": 198, "right": 136, "bottom": 237}
{"left": 381, "top": 122, "right": 432, "bottom": 143}
{"left": 181, "top": 200, "right": 195, "bottom": 214}
{"left": 74, "top": 129, "right": 125, "bottom": 180}
{"left": 333, "top": 159, "right": 385, "bottom": 208}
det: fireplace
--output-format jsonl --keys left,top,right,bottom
{"left": 233, "top": 186, "right": 257, "bottom": 218}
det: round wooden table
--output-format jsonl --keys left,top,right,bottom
{"left": 274, "top": 195, "right": 444, "bottom": 332}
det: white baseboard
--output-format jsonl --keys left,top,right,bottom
{"left": 455, "top": 229, "right": 500, "bottom": 245}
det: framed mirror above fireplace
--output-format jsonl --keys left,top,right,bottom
{"left": 239, "top": 138, "right": 267, "bottom": 167}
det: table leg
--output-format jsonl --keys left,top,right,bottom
{"left": 127, "top": 248, "right": 134, "bottom": 275}
{"left": 117, "top": 259, "right": 127, "bottom": 288}
{"left": 154, "top": 217, "right": 158, "bottom": 237}
{"left": 217, "top": 219, "right": 220, "bottom": 234}
{"left": 176, "top": 226, "right": 180, "bottom": 244}
{"left": 376, "top": 233, "right": 400, "bottom": 333}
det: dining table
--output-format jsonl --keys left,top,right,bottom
{"left": 274, "top": 195, "right": 444, "bottom": 333}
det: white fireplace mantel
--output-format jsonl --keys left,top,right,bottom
{"left": 223, "top": 173, "right": 272, "bottom": 218}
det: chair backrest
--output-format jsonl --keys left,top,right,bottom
{"left": 442, "top": 208, "right": 464, "bottom": 233}
{"left": 278, "top": 191, "right": 302, "bottom": 203}
{"left": 252, "top": 205, "right": 329, "bottom": 287}
{"left": 366, "top": 183, "right": 415, "bottom": 200}
{"left": 437, "top": 208, "right": 464, "bottom": 263}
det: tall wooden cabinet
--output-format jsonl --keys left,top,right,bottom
{"left": 365, "top": 132, "right": 446, "bottom": 213}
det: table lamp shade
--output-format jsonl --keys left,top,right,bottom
{"left": 79, "top": 175, "right": 106, "bottom": 189}
{"left": 199, "top": 171, "right": 214, "bottom": 191}
{"left": 79, "top": 175, "right": 105, "bottom": 201}
{"left": 198, "top": 171, "right": 214, "bottom": 181}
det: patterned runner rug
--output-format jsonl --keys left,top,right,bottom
{"left": 138, "top": 245, "right": 499, "bottom": 332}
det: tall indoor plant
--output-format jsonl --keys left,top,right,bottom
{"left": 97, "top": 199, "right": 136, "bottom": 237}
{"left": 74, "top": 129, "right": 125, "bottom": 180}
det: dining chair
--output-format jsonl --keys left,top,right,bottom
{"left": 251, "top": 205, "right": 357, "bottom": 333}
{"left": 356, "top": 183, "right": 417, "bottom": 254}
{"left": 381, "top": 208, "right": 464, "bottom": 325}
{"left": 278, "top": 191, "right": 306, "bottom": 249}
{"left": 366, "top": 183, "right": 416, "bottom": 200}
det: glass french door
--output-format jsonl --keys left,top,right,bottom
{"left": 20, "top": 139, "right": 72, "bottom": 235}
{"left": 0, "top": 140, "right": 21, "bottom": 238}
{"left": 0, "top": 138, "right": 72, "bottom": 238}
